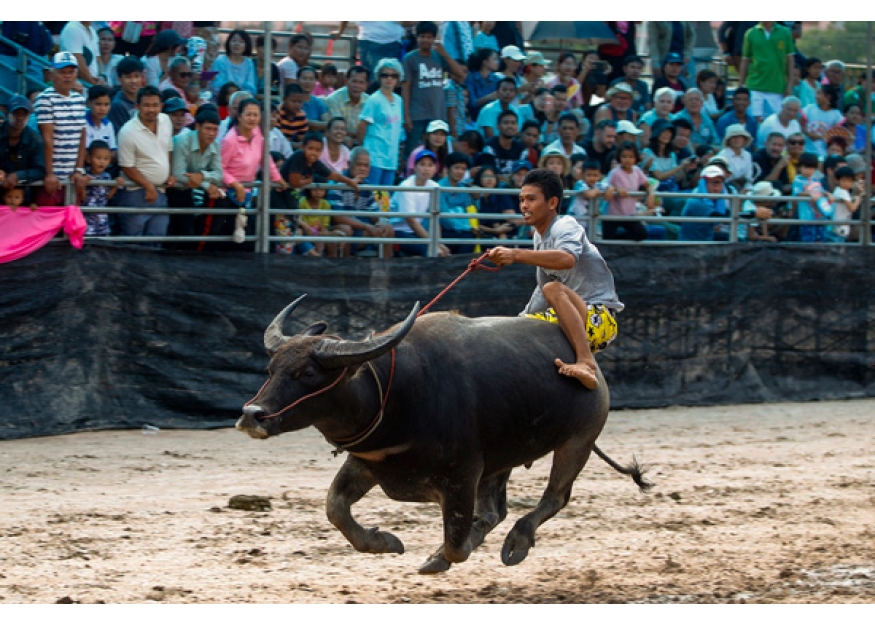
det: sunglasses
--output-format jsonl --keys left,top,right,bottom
{"left": 379, "top": 73, "right": 399, "bottom": 79}
{"left": 788, "top": 140, "right": 805, "bottom": 145}
{"left": 178, "top": 72, "right": 193, "bottom": 78}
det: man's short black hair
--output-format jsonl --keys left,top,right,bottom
{"left": 558, "top": 112, "right": 580, "bottom": 127}
{"left": 497, "top": 109, "right": 518, "bottom": 124}
{"left": 195, "top": 109, "right": 221, "bottom": 126}
{"left": 87, "top": 139, "right": 111, "bottom": 153}
{"left": 623, "top": 54, "right": 644, "bottom": 66}
{"left": 348, "top": 65, "right": 369, "bottom": 80}
{"left": 283, "top": 83, "right": 304, "bottom": 98}
{"left": 416, "top": 21, "right": 438, "bottom": 36}
{"left": 459, "top": 129, "right": 485, "bottom": 152}
{"left": 583, "top": 159, "right": 602, "bottom": 171}
{"left": 87, "top": 84, "right": 111, "bottom": 102}
{"left": 302, "top": 131, "right": 323, "bottom": 146}
{"left": 766, "top": 132, "right": 786, "bottom": 144}
{"left": 116, "top": 56, "right": 144, "bottom": 78}
{"left": 550, "top": 83, "right": 568, "bottom": 95}
{"left": 497, "top": 76, "right": 517, "bottom": 91}
{"left": 521, "top": 168, "right": 564, "bottom": 207}
{"left": 136, "top": 85, "right": 162, "bottom": 104}
{"left": 834, "top": 166, "right": 855, "bottom": 180}
{"left": 733, "top": 86, "right": 751, "bottom": 99}
{"left": 671, "top": 118, "right": 693, "bottom": 132}
{"left": 824, "top": 154, "right": 847, "bottom": 172}
{"left": 445, "top": 151, "right": 472, "bottom": 169}
{"left": 596, "top": 119, "right": 617, "bottom": 131}
{"left": 798, "top": 152, "right": 819, "bottom": 169}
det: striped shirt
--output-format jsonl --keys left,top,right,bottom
{"left": 276, "top": 108, "right": 308, "bottom": 144}
{"left": 35, "top": 87, "right": 86, "bottom": 179}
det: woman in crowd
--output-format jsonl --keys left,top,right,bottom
{"left": 464, "top": 47, "right": 501, "bottom": 121}
{"left": 296, "top": 66, "right": 327, "bottom": 131}
{"left": 696, "top": 69, "right": 721, "bottom": 121}
{"left": 546, "top": 52, "right": 584, "bottom": 110}
{"left": 795, "top": 57, "right": 822, "bottom": 109}
{"left": 211, "top": 29, "right": 257, "bottom": 96}
{"left": 358, "top": 57, "right": 405, "bottom": 185}
{"left": 472, "top": 164, "right": 518, "bottom": 241}
{"left": 802, "top": 84, "right": 843, "bottom": 159}
{"left": 406, "top": 119, "right": 452, "bottom": 178}
{"left": 638, "top": 86, "right": 677, "bottom": 146}
{"left": 278, "top": 32, "right": 312, "bottom": 86}
{"left": 142, "top": 30, "right": 187, "bottom": 87}
{"left": 320, "top": 116, "right": 351, "bottom": 174}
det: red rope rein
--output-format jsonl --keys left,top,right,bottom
{"left": 417, "top": 252, "right": 501, "bottom": 317}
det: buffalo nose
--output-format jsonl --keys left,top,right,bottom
{"left": 243, "top": 405, "right": 266, "bottom": 420}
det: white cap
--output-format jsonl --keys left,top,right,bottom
{"left": 616, "top": 120, "right": 643, "bottom": 135}
{"left": 701, "top": 165, "right": 726, "bottom": 179}
{"left": 500, "top": 45, "right": 526, "bottom": 61}
{"left": 426, "top": 119, "right": 450, "bottom": 134}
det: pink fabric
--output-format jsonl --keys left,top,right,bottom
{"left": 0, "top": 205, "right": 86, "bottom": 263}
{"left": 221, "top": 126, "right": 282, "bottom": 186}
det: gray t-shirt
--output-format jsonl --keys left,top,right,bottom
{"left": 521, "top": 215, "right": 624, "bottom": 314}
{"left": 402, "top": 49, "right": 448, "bottom": 122}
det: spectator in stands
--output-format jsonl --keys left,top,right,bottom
{"left": 476, "top": 77, "right": 522, "bottom": 140}
{"left": 593, "top": 83, "right": 638, "bottom": 126}
{"left": 217, "top": 90, "right": 252, "bottom": 144}
{"left": 328, "top": 146, "right": 395, "bottom": 258}
{"left": 390, "top": 149, "right": 449, "bottom": 257}
{"left": 829, "top": 165, "right": 864, "bottom": 243}
{"left": 520, "top": 51, "right": 550, "bottom": 100}
{"left": 519, "top": 119, "right": 542, "bottom": 169}
{"left": 358, "top": 58, "right": 404, "bottom": 186}
{"left": 78, "top": 140, "right": 123, "bottom": 236}
{"left": 212, "top": 29, "right": 256, "bottom": 96}
{"left": 84, "top": 85, "right": 116, "bottom": 157}
{"left": 402, "top": 21, "right": 466, "bottom": 158}
{"left": 603, "top": 141, "right": 655, "bottom": 241}
{"left": 616, "top": 120, "right": 643, "bottom": 150}
{"left": 59, "top": 21, "right": 104, "bottom": 86}
{"left": 497, "top": 45, "right": 526, "bottom": 93}
{"left": 785, "top": 131, "right": 806, "bottom": 182}
{"left": 651, "top": 53, "right": 687, "bottom": 113}
{"left": 582, "top": 119, "right": 618, "bottom": 175}
{"left": 313, "top": 63, "right": 338, "bottom": 97}
{"left": 753, "top": 132, "right": 791, "bottom": 194}
{"left": 648, "top": 21, "right": 696, "bottom": 80}
{"left": 322, "top": 66, "right": 370, "bottom": 148}
{"left": 464, "top": 48, "right": 501, "bottom": 121}
{"left": 444, "top": 75, "right": 470, "bottom": 140}
{"left": 609, "top": 55, "right": 650, "bottom": 116}
{"left": 472, "top": 164, "right": 519, "bottom": 240}
{"left": 253, "top": 35, "right": 281, "bottom": 101}
{"left": 696, "top": 69, "right": 721, "bottom": 121}
{"left": 678, "top": 165, "right": 731, "bottom": 241}
{"left": 483, "top": 110, "right": 525, "bottom": 180}
{"left": 35, "top": 52, "right": 88, "bottom": 207}
{"left": 802, "top": 84, "right": 843, "bottom": 159}
{"left": 642, "top": 119, "right": 693, "bottom": 197}
{"left": 331, "top": 22, "right": 413, "bottom": 75}
{"left": 547, "top": 52, "right": 584, "bottom": 111}
{"left": 216, "top": 82, "right": 239, "bottom": 120}
{"left": 577, "top": 50, "right": 610, "bottom": 114}
{"left": 96, "top": 26, "right": 124, "bottom": 88}
{"left": 795, "top": 57, "right": 822, "bottom": 109}
{"left": 716, "top": 87, "right": 758, "bottom": 146}
{"left": 791, "top": 151, "right": 831, "bottom": 242}
{"left": 108, "top": 57, "right": 145, "bottom": 136}
{"left": 756, "top": 96, "right": 802, "bottom": 147}
{"left": 473, "top": 22, "right": 499, "bottom": 53}
{"left": 406, "top": 119, "right": 451, "bottom": 179}
{"left": 296, "top": 66, "right": 327, "bottom": 132}
{"left": 638, "top": 86, "right": 677, "bottom": 147}
{"left": 673, "top": 89, "right": 719, "bottom": 151}
{"left": 739, "top": 22, "right": 795, "bottom": 121}
{"left": 836, "top": 103, "right": 868, "bottom": 154}
{"left": 320, "top": 117, "right": 351, "bottom": 174}
{"left": 716, "top": 124, "right": 755, "bottom": 192}
{"left": 439, "top": 21, "right": 475, "bottom": 66}
{"left": 277, "top": 83, "right": 307, "bottom": 150}
{"left": 159, "top": 56, "right": 194, "bottom": 103}
{"left": 600, "top": 21, "right": 639, "bottom": 81}
{"left": 278, "top": 33, "right": 312, "bottom": 87}
{"left": 168, "top": 107, "right": 224, "bottom": 243}
{"left": 544, "top": 113, "right": 586, "bottom": 159}
{"left": 822, "top": 60, "right": 846, "bottom": 90}
{"left": 297, "top": 183, "right": 352, "bottom": 258}
{"left": 163, "top": 97, "right": 190, "bottom": 136}
{"left": 437, "top": 151, "right": 477, "bottom": 254}
{"left": 142, "top": 30, "right": 188, "bottom": 88}
{"left": 0, "top": 95, "right": 45, "bottom": 203}
{"left": 115, "top": 86, "right": 175, "bottom": 240}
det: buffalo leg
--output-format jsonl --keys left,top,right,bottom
{"left": 419, "top": 470, "right": 511, "bottom": 574}
{"left": 418, "top": 475, "right": 479, "bottom": 574}
{"left": 501, "top": 440, "right": 594, "bottom": 566}
{"left": 326, "top": 457, "right": 404, "bottom": 555}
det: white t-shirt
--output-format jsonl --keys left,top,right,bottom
{"left": 278, "top": 57, "right": 298, "bottom": 84}
{"left": 390, "top": 176, "right": 439, "bottom": 234}
{"left": 59, "top": 22, "right": 99, "bottom": 79}
{"left": 831, "top": 187, "right": 853, "bottom": 238}
{"left": 756, "top": 114, "right": 801, "bottom": 147}
{"left": 802, "top": 104, "right": 843, "bottom": 158}
{"left": 357, "top": 21, "right": 405, "bottom": 45}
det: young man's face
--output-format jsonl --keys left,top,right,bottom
{"left": 7, "top": 109, "right": 30, "bottom": 132}
{"left": 198, "top": 122, "right": 219, "bottom": 145}
{"left": 559, "top": 120, "right": 579, "bottom": 144}
{"left": 519, "top": 183, "right": 558, "bottom": 230}
{"left": 498, "top": 115, "right": 519, "bottom": 139}
{"left": 598, "top": 126, "right": 617, "bottom": 149}
{"left": 289, "top": 39, "right": 311, "bottom": 65}
{"left": 98, "top": 30, "right": 115, "bottom": 55}
{"left": 673, "top": 128, "right": 691, "bottom": 151}
{"left": 416, "top": 32, "right": 435, "bottom": 52}
{"left": 624, "top": 61, "right": 643, "bottom": 81}
{"left": 734, "top": 92, "right": 750, "bottom": 115}
{"left": 54, "top": 66, "right": 78, "bottom": 92}
{"left": 346, "top": 72, "right": 368, "bottom": 98}
{"left": 552, "top": 91, "right": 567, "bottom": 110}
{"left": 303, "top": 139, "right": 322, "bottom": 164}
{"left": 448, "top": 162, "right": 467, "bottom": 184}
{"left": 521, "top": 125, "right": 540, "bottom": 148}
{"left": 766, "top": 135, "right": 786, "bottom": 158}
{"left": 119, "top": 71, "right": 143, "bottom": 97}
{"left": 663, "top": 62, "right": 682, "bottom": 80}
{"left": 283, "top": 94, "right": 304, "bottom": 114}
{"left": 137, "top": 95, "right": 162, "bottom": 124}
{"left": 89, "top": 95, "right": 111, "bottom": 120}
{"left": 298, "top": 71, "right": 316, "bottom": 93}
{"left": 170, "top": 110, "right": 188, "bottom": 133}
{"left": 497, "top": 82, "right": 516, "bottom": 103}
{"left": 414, "top": 157, "right": 436, "bottom": 180}
{"left": 87, "top": 147, "right": 113, "bottom": 173}
{"left": 583, "top": 169, "right": 602, "bottom": 187}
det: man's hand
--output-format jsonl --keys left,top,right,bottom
{"left": 166, "top": 175, "right": 177, "bottom": 189}
{"left": 44, "top": 173, "right": 60, "bottom": 195}
{"left": 144, "top": 182, "right": 158, "bottom": 203}
{"left": 3, "top": 171, "right": 18, "bottom": 189}
{"left": 487, "top": 245, "right": 516, "bottom": 266}
{"left": 437, "top": 243, "right": 451, "bottom": 257}
{"left": 404, "top": 118, "right": 413, "bottom": 132}
{"left": 754, "top": 206, "right": 773, "bottom": 221}
{"left": 207, "top": 183, "right": 224, "bottom": 200}
{"left": 775, "top": 155, "right": 789, "bottom": 171}
{"left": 185, "top": 172, "right": 204, "bottom": 188}
{"left": 604, "top": 186, "right": 616, "bottom": 201}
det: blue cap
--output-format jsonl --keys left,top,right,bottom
{"left": 662, "top": 52, "right": 683, "bottom": 66}
{"left": 162, "top": 97, "right": 188, "bottom": 114}
{"left": 53, "top": 51, "right": 78, "bottom": 69}
{"left": 512, "top": 159, "right": 533, "bottom": 173}
{"left": 414, "top": 149, "right": 437, "bottom": 164}
{"left": 7, "top": 94, "right": 32, "bottom": 113}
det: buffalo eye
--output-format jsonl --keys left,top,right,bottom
{"left": 293, "top": 366, "right": 317, "bottom": 381}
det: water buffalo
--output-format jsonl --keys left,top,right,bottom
{"left": 237, "top": 295, "right": 651, "bottom": 574}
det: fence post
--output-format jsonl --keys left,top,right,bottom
{"left": 17, "top": 49, "right": 27, "bottom": 95}
{"left": 428, "top": 186, "right": 440, "bottom": 257}
{"left": 257, "top": 21, "right": 274, "bottom": 254}
{"left": 63, "top": 178, "right": 74, "bottom": 207}
{"left": 728, "top": 194, "right": 740, "bottom": 243}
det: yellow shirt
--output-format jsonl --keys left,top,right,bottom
{"left": 298, "top": 197, "right": 331, "bottom": 230}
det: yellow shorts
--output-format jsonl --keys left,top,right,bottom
{"left": 525, "top": 304, "right": 618, "bottom": 353}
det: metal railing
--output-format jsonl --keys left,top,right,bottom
{"left": 0, "top": 33, "right": 53, "bottom": 100}
{"left": 24, "top": 178, "right": 872, "bottom": 256}
{"left": 215, "top": 27, "right": 358, "bottom": 74}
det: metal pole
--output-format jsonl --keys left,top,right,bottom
{"left": 428, "top": 186, "right": 441, "bottom": 257}
{"left": 728, "top": 195, "right": 740, "bottom": 243}
{"left": 864, "top": 21, "right": 873, "bottom": 246}
{"left": 258, "top": 21, "right": 274, "bottom": 254}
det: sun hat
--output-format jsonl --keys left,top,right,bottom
{"left": 524, "top": 51, "right": 551, "bottom": 66}
{"left": 749, "top": 181, "right": 781, "bottom": 198}
{"left": 606, "top": 83, "right": 634, "bottom": 99}
{"left": 701, "top": 165, "right": 726, "bottom": 179}
{"left": 425, "top": 119, "right": 450, "bottom": 134}
{"left": 501, "top": 45, "right": 526, "bottom": 61}
{"left": 616, "top": 119, "right": 643, "bottom": 136}
{"left": 52, "top": 51, "right": 78, "bottom": 69}
{"left": 722, "top": 123, "right": 753, "bottom": 148}
{"left": 844, "top": 153, "right": 867, "bottom": 175}
{"left": 538, "top": 148, "right": 571, "bottom": 177}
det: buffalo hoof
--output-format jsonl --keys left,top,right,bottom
{"left": 418, "top": 553, "right": 452, "bottom": 575}
{"left": 501, "top": 531, "right": 534, "bottom": 566}
{"left": 365, "top": 527, "right": 404, "bottom": 555}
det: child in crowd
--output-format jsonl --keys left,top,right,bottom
{"left": 697, "top": 69, "right": 721, "bottom": 121}
{"left": 570, "top": 158, "right": 614, "bottom": 222}
{"left": 829, "top": 165, "right": 864, "bottom": 242}
{"left": 276, "top": 83, "right": 308, "bottom": 150}
{"left": 267, "top": 102, "right": 292, "bottom": 161}
{"left": 312, "top": 63, "right": 337, "bottom": 97}
{"left": 298, "top": 186, "right": 350, "bottom": 257}
{"left": 296, "top": 66, "right": 327, "bottom": 131}
{"left": 473, "top": 22, "right": 499, "bottom": 53}
{"left": 216, "top": 82, "right": 240, "bottom": 120}
{"left": 791, "top": 152, "right": 832, "bottom": 242}
{"left": 2, "top": 186, "right": 34, "bottom": 211}
{"left": 80, "top": 140, "right": 125, "bottom": 236}
{"left": 604, "top": 141, "right": 657, "bottom": 240}
{"left": 85, "top": 85, "right": 117, "bottom": 156}
{"left": 742, "top": 180, "right": 780, "bottom": 242}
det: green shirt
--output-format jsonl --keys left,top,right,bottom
{"left": 742, "top": 23, "right": 795, "bottom": 95}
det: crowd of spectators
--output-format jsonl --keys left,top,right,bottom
{"left": 1, "top": 20, "right": 872, "bottom": 256}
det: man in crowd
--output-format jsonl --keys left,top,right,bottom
{"left": 109, "top": 57, "right": 145, "bottom": 136}
{"left": 753, "top": 132, "right": 791, "bottom": 195}
{"left": 738, "top": 21, "right": 795, "bottom": 121}
{"left": 716, "top": 86, "right": 759, "bottom": 146}
{"left": 475, "top": 77, "right": 523, "bottom": 140}
{"left": 609, "top": 55, "right": 650, "bottom": 115}
{"left": 330, "top": 22, "right": 414, "bottom": 74}
{"left": 321, "top": 66, "right": 370, "bottom": 147}
{"left": 482, "top": 110, "right": 525, "bottom": 180}
{"left": 544, "top": 113, "right": 586, "bottom": 158}
{"left": 58, "top": 21, "right": 104, "bottom": 86}
{"left": 648, "top": 21, "right": 696, "bottom": 80}
{"left": 581, "top": 119, "right": 617, "bottom": 175}
{"left": 116, "top": 85, "right": 176, "bottom": 240}
{"left": 755, "top": 96, "right": 802, "bottom": 147}
{"left": 0, "top": 95, "right": 45, "bottom": 199}
{"left": 34, "top": 51, "right": 88, "bottom": 206}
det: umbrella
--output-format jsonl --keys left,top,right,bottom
{"left": 524, "top": 21, "right": 618, "bottom": 47}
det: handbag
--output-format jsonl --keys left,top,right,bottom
{"left": 122, "top": 22, "right": 143, "bottom": 45}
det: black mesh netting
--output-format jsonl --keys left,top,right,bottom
{"left": 1, "top": 242, "right": 873, "bottom": 439}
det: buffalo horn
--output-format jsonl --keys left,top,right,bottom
{"left": 313, "top": 302, "right": 420, "bottom": 369}
{"left": 263, "top": 294, "right": 308, "bottom": 353}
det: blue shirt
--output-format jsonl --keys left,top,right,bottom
{"left": 302, "top": 96, "right": 327, "bottom": 127}
{"left": 359, "top": 91, "right": 404, "bottom": 170}
{"left": 464, "top": 71, "right": 500, "bottom": 120}
{"left": 716, "top": 110, "right": 759, "bottom": 146}
{"left": 476, "top": 100, "right": 524, "bottom": 135}
{"left": 437, "top": 176, "right": 473, "bottom": 232}
{"left": 672, "top": 108, "right": 719, "bottom": 149}
{"left": 679, "top": 179, "right": 730, "bottom": 241}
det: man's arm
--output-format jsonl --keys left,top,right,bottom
{"left": 785, "top": 53, "right": 794, "bottom": 96}
{"left": 488, "top": 246, "right": 575, "bottom": 271}
{"left": 435, "top": 42, "right": 466, "bottom": 84}
{"left": 401, "top": 78, "right": 413, "bottom": 131}
{"left": 738, "top": 57, "right": 750, "bottom": 87}
{"left": 329, "top": 22, "right": 348, "bottom": 39}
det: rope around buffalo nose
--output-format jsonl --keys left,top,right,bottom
{"left": 417, "top": 252, "right": 501, "bottom": 317}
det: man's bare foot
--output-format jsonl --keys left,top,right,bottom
{"left": 554, "top": 358, "right": 599, "bottom": 390}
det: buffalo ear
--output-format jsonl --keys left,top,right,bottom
{"left": 302, "top": 322, "right": 329, "bottom": 337}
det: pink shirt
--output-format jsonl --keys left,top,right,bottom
{"left": 312, "top": 83, "right": 334, "bottom": 97}
{"left": 606, "top": 166, "right": 648, "bottom": 216}
{"left": 546, "top": 75, "right": 584, "bottom": 110}
{"left": 221, "top": 126, "right": 282, "bottom": 186}
{"left": 320, "top": 139, "right": 350, "bottom": 173}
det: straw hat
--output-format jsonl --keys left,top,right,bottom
{"left": 538, "top": 149, "right": 571, "bottom": 177}
{"left": 722, "top": 124, "right": 753, "bottom": 148}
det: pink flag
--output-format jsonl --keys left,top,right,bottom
{"left": 0, "top": 205, "right": 87, "bottom": 263}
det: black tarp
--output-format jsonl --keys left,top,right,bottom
{"left": 2, "top": 242, "right": 873, "bottom": 440}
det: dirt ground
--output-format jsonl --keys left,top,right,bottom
{"left": 1, "top": 398, "right": 873, "bottom": 605}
